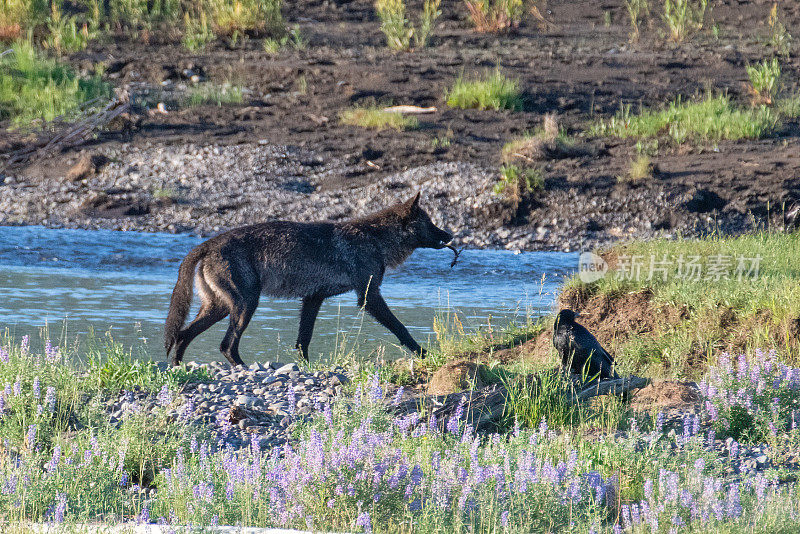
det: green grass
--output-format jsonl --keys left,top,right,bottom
{"left": 182, "top": 11, "right": 215, "bottom": 51}
{"left": 375, "top": 0, "right": 441, "bottom": 51}
{"left": 663, "top": 0, "right": 707, "bottom": 43}
{"left": 777, "top": 94, "right": 800, "bottom": 119}
{"left": 746, "top": 58, "right": 781, "bottom": 106}
{"left": 563, "top": 232, "right": 800, "bottom": 378}
{"left": 185, "top": 82, "right": 244, "bottom": 106}
{"left": 206, "top": 0, "right": 284, "bottom": 37}
{"left": 494, "top": 164, "right": 543, "bottom": 198}
{"left": 619, "top": 154, "right": 653, "bottom": 183}
{"left": 589, "top": 94, "right": 779, "bottom": 144}
{"left": 339, "top": 106, "right": 419, "bottom": 130}
{"left": 463, "top": 0, "right": 523, "bottom": 33}
{"left": 0, "top": 40, "right": 111, "bottom": 126}
{"left": 445, "top": 70, "right": 523, "bottom": 111}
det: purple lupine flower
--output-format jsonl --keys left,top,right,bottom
{"left": 45, "top": 341, "right": 60, "bottom": 363}
{"left": 26, "top": 424, "right": 36, "bottom": 448}
{"left": 32, "top": 377, "right": 40, "bottom": 399}
{"left": 446, "top": 414, "right": 459, "bottom": 435}
{"left": 45, "top": 387, "right": 56, "bottom": 413}
{"left": 643, "top": 479, "right": 653, "bottom": 500}
{"left": 139, "top": 504, "right": 150, "bottom": 524}
{"left": 13, "top": 379, "right": 21, "bottom": 396}
{"left": 501, "top": 510, "right": 510, "bottom": 528}
{"left": 369, "top": 373, "right": 383, "bottom": 401}
{"left": 0, "top": 396, "right": 4, "bottom": 415}
{"left": 428, "top": 414, "right": 438, "bottom": 436}
{"left": 120, "top": 473, "right": 129, "bottom": 487}
{"left": 0, "top": 347, "right": 9, "bottom": 363}
{"left": 46, "top": 446, "right": 61, "bottom": 473}
{"left": 393, "top": 386, "right": 405, "bottom": 406}
{"left": 20, "top": 335, "right": 29, "bottom": 355}
{"left": 726, "top": 483, "right": 742, "bottom": 518}
{"left": 355, "top": 511, "right": 372, "bottom": 533}
{"left": 655, "top": 411, "right": 664, "bottom": 433}
{"left": 53, "top": 493, "right": 67, "bottom": 523}
{"left": 288, "top": 386, "right": 296, "bottom": 415}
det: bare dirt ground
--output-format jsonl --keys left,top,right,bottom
{"left": 2, "top": 0, "right": 800, "bottom": 249}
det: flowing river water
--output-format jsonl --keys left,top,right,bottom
{"left": 0, "top": 226, "right": 579, "bottom": 363}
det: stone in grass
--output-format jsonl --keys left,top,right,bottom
{"left": 234, "top": 394, "right": 261, "bottom": 408}
{"left": 427, "top": 360, "right": 487, "bottom": 396}
{"left": 274, "top": 363, "right": 300, "bottom": 375}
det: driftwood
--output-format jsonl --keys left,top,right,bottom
{"left": 569, "top": 376, "right": 650, "bottom": 403}
{"left": 392, "top": 375, "right": 650, "bottom": 433}
{"left": 3, "top": 90, "right": 133, "bottom": 168}
{"left": 382, "top": 105, "right": 437, "bottom": 114}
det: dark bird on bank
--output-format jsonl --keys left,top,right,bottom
{"left": 553, "top": 309, "right": 618, "bottom": 381}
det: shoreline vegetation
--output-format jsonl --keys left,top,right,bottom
{"left": 1, "top": 230, "right": 800, "bottom": 532}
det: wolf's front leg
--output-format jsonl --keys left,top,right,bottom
{"left": 361, "top": 290, "right": 426, "bottom": 357}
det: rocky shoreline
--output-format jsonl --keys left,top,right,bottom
{"left": 0, "top": 140, "right": 765, "bottom": 252}
{"left": 107, "top": 360, "right": 349, "bottom": 452}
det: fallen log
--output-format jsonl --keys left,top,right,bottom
{"left": 392, "top": 374, "right": 650, "bottom": 433}
{"left": 571, "top": 375, "right": 651, "bottom": 403}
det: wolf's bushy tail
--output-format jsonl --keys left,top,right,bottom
{"left": 164, "top": 244, "right": 207, "bottom": 356}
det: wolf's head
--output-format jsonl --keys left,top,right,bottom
{"left": 399, "top": 193, "right": 453, "bottom": 249}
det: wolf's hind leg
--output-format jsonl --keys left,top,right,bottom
{"left": 174, "top": 305, "right": 228, "bottom": 366}
{"left": 295, "top": 295, "right": 324, "bottom": 361}
{"left": 220, "top": 294, "right": 258, "bottom": 367}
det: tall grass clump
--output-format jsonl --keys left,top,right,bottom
{"left": 186, "top": 82, "right": 243, "bottom": 106}
{"left": 207, "top": 0, "right": 284, "bottom": 38}
{"left": 0, "top": 0, "right": 47, "bottom": 39}
{"left": 340, "top": 106, "right": 419, "bottom": 130}
{"left": 746, "top": 58, "right": 781, "bottom": 106}
{"left": 494, "top": 164, "right": 542, "bottom": 200}
{"left": 625, "top": 0, "right": 650, "bottom": 42}
{"left": 108, "top": 0, "right": 181, "bottom": 30}
{"left": 446, "top": 70, "right": 522, "bottom": 111}
{"left": 0, "top": 40, "right": 111, "bottom": 126}
{"left": 375, "top": 0, "right": 441, "bottom": 51}
{"left": 182, "top": 10, "right": 215, "bottom": 51}
{"left": 464, "top": 0, "right": 523, "bottom": 33}
{"left": 767, "top": 2, "right": 793, "bottom": 57}
{"left": 44, "top": 3, "right": 96, "bottom": 54}
{"left": 589, "top": 94, "right": 778, "bottom": 144}
{"left": 620, "top": 154, "right": 654, "bottom": 183}
{"left": 663, "top": 0, "right": 707, "bottom": 42}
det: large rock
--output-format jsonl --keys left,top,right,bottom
{"left": 427, "top": 360, "right": 486, "bottom": 396}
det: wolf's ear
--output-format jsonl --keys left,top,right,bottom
{"left": 402, "top": 192, "right": 421, "bottom": 216}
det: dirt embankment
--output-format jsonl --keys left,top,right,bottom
{"left": 2, "top": 0, "right": 800, "bottom": 250}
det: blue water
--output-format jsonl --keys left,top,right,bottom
{"left": 0, "top": 226, "right": 578, "bottom": 363}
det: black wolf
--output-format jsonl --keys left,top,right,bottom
{"left": 164, "top": 193, "right": 453, "bottom": 366}
{"left": 553, "top": 309, "right": 618, "bottom": 381}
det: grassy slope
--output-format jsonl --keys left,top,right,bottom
{"left": 559, "top": 231, "right": 800, "bottom": 379}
